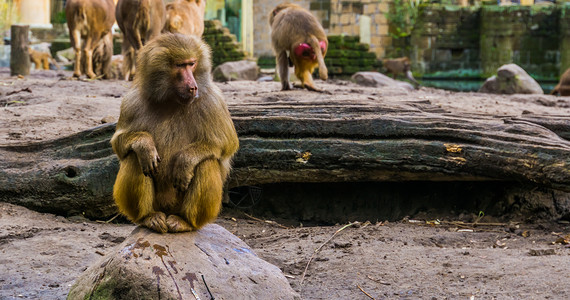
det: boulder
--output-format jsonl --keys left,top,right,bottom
{"left": 479, "top": 64, "right": 543, "bottom": 94}
{"left": 68, "top": 224, "right": 299, "bottom": 300}
{"left": 351, "top": 71, "right": 414, "bottom": 91}
{"left": 213, "top": 60, "right": 259, "bottom": 82}
{"left": 55, "top": 47, "right": 74, "bottom": 64}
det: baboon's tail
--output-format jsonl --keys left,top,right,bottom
{"left": 308, "top": 35, "right": 328, "bottom": 81}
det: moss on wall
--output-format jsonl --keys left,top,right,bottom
{"left": 325, "top": 35, "right": 380, "bottom": 76}
{"left": 203, "top": 20, "right": 246, "bottom": 67}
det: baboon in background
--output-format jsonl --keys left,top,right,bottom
{"left": 111, "top": 33, "right": 239, "bottom": 233}
{"left": 269, "top": 3, "right": 328, "bottom": 92}
{"left": 88, "top": 32, "right": 113, "bottom": 78}
{"left": 29, "top": 49, "right": 58, "bottom": 70}
{"left": 382, "top": 56, "right": 420, "bottom": 87}
{"left": 116, "top": 0, "right": 166, "bottom": 80}
{"left": 163, "top": 0, "right": 206, "bottom": 37}
{"left": 551, "top": 68, "right": 570, "bottom": 96}
{"left": 65, "top": 0, "right": 115, "bottom": 79}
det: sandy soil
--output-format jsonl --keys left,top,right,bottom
{"left": 0, "top": 68, "right": 569, "bottom": 299}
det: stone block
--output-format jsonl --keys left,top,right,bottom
{"left": 378, "top": 24, "right": 389, "bottom": 35}
{"left": 364, "top": 3, "right": 378, "bottom": 15}
{"left": 373, "top": 13, "right": 387, "bottom": 25}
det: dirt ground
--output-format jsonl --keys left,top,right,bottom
{"left": 1, "top": 68, "right": 569, "bottom": 299}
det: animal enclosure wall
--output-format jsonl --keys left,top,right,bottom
{"left": 410, "top": 3, "right": 570, "bottom": 80}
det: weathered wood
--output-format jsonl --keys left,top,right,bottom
{"left": 1, "top": 94, "right": 569, "bottom": 218}
{"left": 10, "top": 25, "right": 30, "bottom": 76}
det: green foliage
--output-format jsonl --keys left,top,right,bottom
{"left": 385, "top": 0, "right": 423, "bottom": 39}
{"left": 52, "top": 11, "right": 66, "bottom": 24}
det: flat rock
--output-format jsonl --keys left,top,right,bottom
{"left": 351, "top": 71, "right": 414, "bottom": 91}
{"left": 68, "top": 224, "right": 299, "bottom": 300}
{"left": 213, "top": 60, "right": 259, "bottom": 82}
{"left": 479, "top": 63, "right": 544, "bottom": 94}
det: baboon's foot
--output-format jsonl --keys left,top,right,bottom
{"left": 141, "top": 212, "right": 168, "bottom": 233}
{"left": 166, "top": 215, "right": 193, "bottom": 233}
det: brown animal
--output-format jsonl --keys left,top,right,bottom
{"left": 88, "top": 31, "right": 113, "bottom": 78}
{"left": 65, "top": 0, "right": 115, "bottom": 79}
{"left": 269, "top": 3, "right": 328, "bottom": 92}
{"left": 29, "top": 49, "right": 57, "bottom": 70}
{"left": 111, "top": 33, "right": 239, "bottom": 233}
{"left": 550, "top": 68, "right": 570, "bottom": 96}
{"left": 116, "top": 0, "right": 166, "bottom": 80}
{"left": 382, "top": 56, "right": 420, "bottom": 87}
{"left": 162, "top": 0, "right": 206, "bottom": 37}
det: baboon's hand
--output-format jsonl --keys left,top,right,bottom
{"left": 171, "top": 152, "right": 196, "bottom": 192}
{"left": 133, "top": 140, "right": 161, "bottom": 177}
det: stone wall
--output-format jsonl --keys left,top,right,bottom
{"left": 328, "top": 0, "right": 392, "bottom": 58}
{"left": 560, "top": 3, "right": 570, "bottom": 74}
{"left": 411, "top": 4, "right": 480, "bottom": 77}
{"left": 325, "top": 35, "right": 380, "bottom": 75}
{"left": 410, "top": 3, "right": 570, "bottom": 80}
{"left": 480, "top": 5, "right": 560, "bottom": 79}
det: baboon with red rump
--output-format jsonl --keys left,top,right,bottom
{"left": 269, "top": 3, "right": 328, "bottom": 92}
{"left": 111, "top": 34, "right": 239, "bottom": 233}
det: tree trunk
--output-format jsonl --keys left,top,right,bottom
{"left": 1, "top": 96, "right": 569, "bottom": 219}
{"left": 10, "top": 25, "right": 31, "bottom": 76}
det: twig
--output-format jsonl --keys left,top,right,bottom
{"left": 95, "top": 213, "right": 120, "bottom": 224}
{"left": 243, "top": 213, "right": 290, "bottom": 229}
{"left": 357, "top": 284, "right": 376, "bottom": 300}
{"left": 473, "top": 211, "right": 484, "bottom": 225}
{"left": 190, "top": 288, "right": 201, "bottom": 300}
{"left": 202, "top": 275, "right": 214, "bottom": 300}
{"left": 366, "top": 275, "right": 391, "bottom": 285}
{"left": 442, "top": 221, "right": 511, "bottom": 227}
{"left": 300, "top": 221, "right": 359, "bottom": 285}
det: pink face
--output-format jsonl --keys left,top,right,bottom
{"left": 294, "top": 41, "right": 327, "bottom": 60}
{"left": 174, "top": 59, "right": 199, "bottom": 101}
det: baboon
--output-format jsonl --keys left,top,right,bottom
{"left": 269, "top": 3, "right": 328, "bottom": 92}
{"left": 382, "top": 56, "right": 420, "bottom": 87}
{"left": 65, "top": 0, "right": 115, "bottom": 79}
{"left": 111, "top": 33, "right": 239, "bottom": 233}
{"left": 116, "top": 0, "right": 166, "bottom": 80}
{"left": 29, "top": 49, "right": 58, "bottom": 70}
{"left": 163, "top": 0, "right": 206, "bottom": 37}
{"left": 551, "top": 68, "right": 570, "bottom": 96}
{"left": 88, "top": 32, "right": 113, "bottom": 78}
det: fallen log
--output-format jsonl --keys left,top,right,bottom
{"left": 1, "top": 89, "right": 569, "bottom": 219}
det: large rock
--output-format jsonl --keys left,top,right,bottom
{"left": 351, "top": 71, "right": 414, "bottom": 91}
{"left": 68, "top": 225, "right": 299, "bottom": 300}
{"left": 212, "top": 60, "right": 259, "bottom": 82}
{"left": 479, "top": 64, "right": 544, "bottom": 94}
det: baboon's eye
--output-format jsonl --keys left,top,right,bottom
{"left": 175, "top": 60, "right": 197, "bottom": 68}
